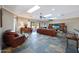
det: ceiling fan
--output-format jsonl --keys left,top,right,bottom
{"left": 39, "top": 13, "right": 46, "bottom": 19}
{"left": 39, "top": 13, "right": 43, "bottom": 19}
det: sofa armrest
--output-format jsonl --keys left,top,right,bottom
{"left": 16, "top": 35, "right": 26, "bottom": 40}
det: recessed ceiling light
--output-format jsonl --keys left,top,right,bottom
{"left": 52, "top": 9, "right": 55, "bottom": 11}
{"left": 27, "top": 5, "right": 40, "bottom": 13}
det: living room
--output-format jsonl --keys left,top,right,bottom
{"left": 0, "top": 5, "right": 79, "bottom": 53}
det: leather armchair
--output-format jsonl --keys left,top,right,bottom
{"left": 3, "top": 30, "right": 26, "bottom": 48}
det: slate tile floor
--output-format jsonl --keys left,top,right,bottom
{"left": 14, "top": 31, "right": 78, "bottom": 53}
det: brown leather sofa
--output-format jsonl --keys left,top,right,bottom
{"left": 20, "top": 27, "right": 32, "bottom": 33}
{"left": 37, "top": 28, "right": 57, "bottom": 36}
{"left": 2, "top": 30, "right": 26, "bottom": 48}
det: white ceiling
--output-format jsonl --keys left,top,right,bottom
{"left": 3, "top": 5, "right": 79, "bottom": 20}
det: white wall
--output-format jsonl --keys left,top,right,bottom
{"left": 16, "top": 17, "right": 31, "bottom": 32}
{"left": 2, "top": 9, "right": 14, "bottom": 32}
{"left": 63, "top": 18, "right": 79, "bottom": 32}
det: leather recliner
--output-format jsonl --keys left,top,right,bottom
{"left": 2, "top": 30, "right": 26, "bottom": 48}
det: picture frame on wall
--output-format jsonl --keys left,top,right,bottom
{"left": 0, "top": 8, "right": 2, "bottom": 27}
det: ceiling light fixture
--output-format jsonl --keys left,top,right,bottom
{"left": 49, "top": 17, "right": 57, "bottom": 19}
{"left": 44, "top": 14, "right": 52, "bottom": 17}
{"left": 27, "top": 5, "right": 40, "bottom": 13}
{"left": 52, "top": 8, "right": 55, "bottom": 11}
